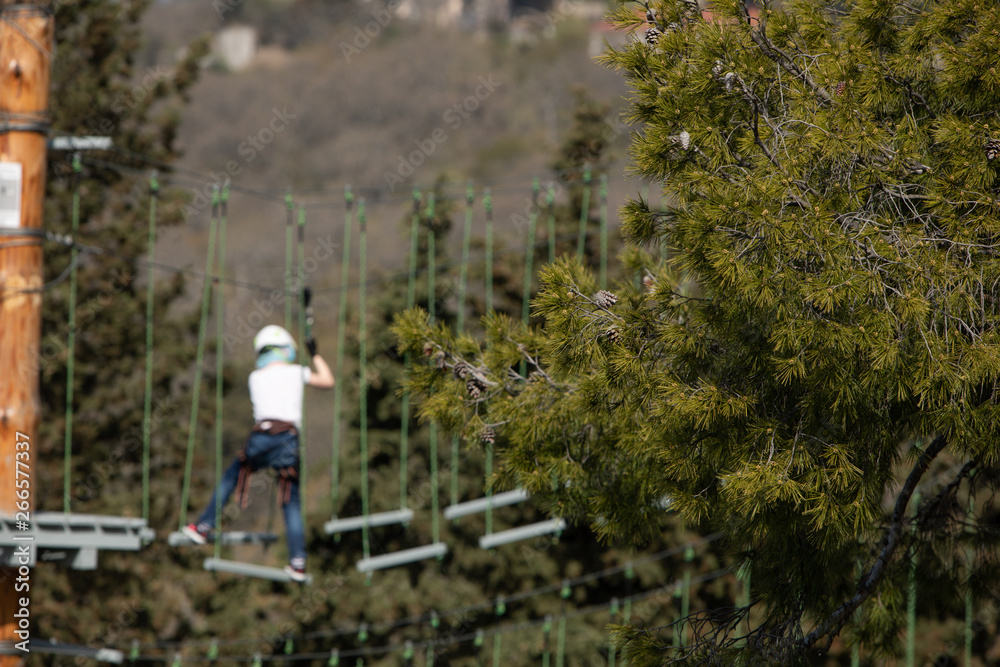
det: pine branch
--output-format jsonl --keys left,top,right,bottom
{"left": 737, "top": 6, "right": 833, "bottom": 106}
{"left": 795, "top": 434, "right": 948, "bottom": 656}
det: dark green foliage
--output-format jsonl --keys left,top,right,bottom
{"left": 33, "top": 0, "right": 214, "bottom": 647}
{"left": 396, "top": 0, "right": 1000, "bottom": 663}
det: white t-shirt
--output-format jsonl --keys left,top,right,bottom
{"left": 248, "top": 363, "right": 312, "bottom": 430}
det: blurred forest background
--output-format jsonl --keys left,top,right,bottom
{"left": 29, "top": 0, "right": 739, "bottom": 664}
{"left": 19, "top": 0, "right": 1000, "bottom": 662}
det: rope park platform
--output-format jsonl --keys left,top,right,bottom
{"left": 0, "top": 512, "right": 154, "bottom": 570}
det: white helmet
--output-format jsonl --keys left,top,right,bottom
{"left": 253, "top": 325, "right": 296, "bottom": 354}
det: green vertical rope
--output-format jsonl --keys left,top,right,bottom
{"left": 599, "top": 173, "right": 608, "bottom": 289}
{"left": 850, "top": 562, "right": 860, "bottom": 667}
{"left": 546, "top": 183, "right": 556, "bottom": 264}
{"left": 622, "top": 563, "right": 633, "bottom": 667}
{"left": 331, "top": 187, "right": 354, "bottom": 515}
{"left": 426, "top": 194, "right": 440, "bottom": 545}
{"left": 452, "top": 183, "right": 474, "bottom": 509}
{"left": 521, "top": 178, "right": 539, "bottom": 325}
{"left": 483, "top": 188, "right": 494, "bottom": 535}
{"left": 906, "top": 491, "right": 920, "bottom": 667}
{"left": 64, "top": 153, "right": 81, "bottom": 513}
{"left": 491, "top": 634, "right": 501, "bottom": 667}
{"left": 484, "top": 188, "right": 493, "bottom": 313}
{"left": 541, "top": 615, "right": 552, "bottom": 667}
{"left": 400, "top": 189, "right": 420, "bottom": 510}
{"left": 576, "top": 165, "right": 591, "bottom": 259}
{"left": 297, "top": 206, "right": 307, "bottom": 526}
{"left": 178, "top": 191, "right": 219, "bottom": 530}
{"left": 680, "top": 545, "right": 693, "bottom": 647}
{"left": 285, "top": 191, "right": 294, "bottom": 331}
{"left": 608, "top": 598, "right": 619, "bottom": 667}
{"left": 358, "top": 200, "right": 370, "bottom": 563}
{"left": 213, "top": 184, "right": 227, "bottom": 560}
{"left": 556, "top": 580, "right": 570, "bottom": 667}
{"left": 965, "top": 486, "right": 974, "bottom": 667}
{"left": 142, "top": 170, "right": 159, "bottom": 522}
{"left": 408, "top": 189, "right": 421, "bottom": 309}
{"left": 457, "top": 182, "right": 473, "bottom": 333}
{"left": 521, "top": 178, "right": 539, "bottom": 378}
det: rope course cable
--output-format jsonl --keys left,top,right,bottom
{"left": 142, "top": 169, "right": 159, "bottom": 522}
{"left": 178, "top": 191, "right": 220, "bottom": 530}
{"left": 119, "top": 533, "right": 723, "bottom": 655}
{"left": 213, "top": 184, "right": 229, "bottom": 561}
{"left": 120, "top": 566, "right": 733, "bottom": 663}
{"left": 63, "top": 153, "right": 82, "bottom": 513}
{"left": 330, "top": 186, "right": 354, "bottom": 516}
{"left": 16, "top": 199, "right": 607, "bottom": 304}
{"left": 72, "top": 141, "right": 630, "bottom": 209}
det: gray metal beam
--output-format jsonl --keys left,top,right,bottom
{"left": 203, "top": 558, "right": 313, "bottom": 584}
{"left": 167, "top": 531, "right": 279, "bottom": 547}
{"left": 0, "top": 513, "right": 153, "bottom": 569}
{"left": 355, "top": 543, "right": 448, "bottom": 573}
{"left": 323, "top": 508, "right": 414, "bottom": 535}
{"left": 443, "top": 488, "right": 529, "bottom": 520}
{"left": 478, "top": 519, "right": 566, "bottom": 550}
{"left": 50, "top": 136, "right": 112, "bottom": 151}
{"left": 1, "top": 639, "right": 123, "bottom": 663}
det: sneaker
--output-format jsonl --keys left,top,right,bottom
{"left": 181, "top": 524, "right": 209, "bottom": 545}
{"left": 283, "top": 565, "right": 308, "bottom": 583}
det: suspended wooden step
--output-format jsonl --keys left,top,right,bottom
{"left": 478, "top": 518, "right": 566, "bottom": 550}
{"left": 355, "top": 542, "right": 449, "bottom": 573}
{"left": 167, "top": 531, "right": 280, "bottom": 547}
{"left": 443, "top": 488, "right": 529, "bottom": 520}
{"left": 0, "top": 512, "right": 154, "bottom": 570}
{"left": 203, "top": 557, "right": 313, "bottom": 584}
{"left": 323, "top": 508, "right": 414, "bottom": 535}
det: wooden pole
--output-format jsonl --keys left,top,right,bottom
{"left": 0, "top": 3, "right": 52, "bottom": 664}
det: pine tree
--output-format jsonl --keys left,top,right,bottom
{"left": 396, "top": 0, "right": 1000, "bottom": 663}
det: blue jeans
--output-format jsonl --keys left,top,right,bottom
{"left": 196, "top": 430, "right": 305, "bottom": 568}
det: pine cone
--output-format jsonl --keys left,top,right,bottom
{"left": 433, "top": 352, "right": 447, "bottom": 370}
{"left": 480, "top": 426, "right": 496, "bottom": 445}
{"left": 422, "top": 342, "right": 434, "bottom": 356}
{"left": 835, "top": 81, "right": 846, "bottom": 96}
{"left": 466, "top": 378, "right": 484, "bottom": 399}
{"left": 453, "top": 361, "right": 471, "bottom": 380}
{"left": 985, "top": 138, "right": 1000, "bottom": 161}
{"left": 724, "top": 72, "right": 735, "bottom": 92}
{"left": 594, "top": 290, "right": 618, "bottom": 309}
{"left": 644, "top": 27, "right": 662, "bottom": 46}
{"left": 605, "top": 326, "right": 621, "bottom": 344}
